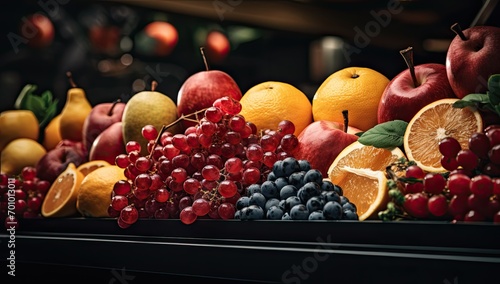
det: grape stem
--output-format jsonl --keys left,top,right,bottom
{"left": 200, "top": 47, "right": 210, "bottom": 71}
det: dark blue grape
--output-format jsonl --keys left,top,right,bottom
{"left": 280, "top": 184, "right": 298, "bottom": 200}
{"left": 298, "top": 160, "right": 311, "bottom": 172}
{"left": 308, "top": 210, "right": 325, "bottom": 220}
{"left": 274, "top": 177, "right": 289, "bottom": 191}
{"left": 261, "top": 180, "right": 279, "bottom": 199}
{"left": 265, "top": 198, "right": 280, "bottom": 212}
{"left": 290, "top": 204, "right": 309, "bottom": 220}
{"left": 342, "top": 210, "right": 359, "bottom": 220}
{"left": 303, "top": 169, "right": 323, "bottom": 185}
{"left": 282, "top": 212, "right": 292, "bottom": 220}
{"left": 306, "top": 196, "right": 324, "bottom": 212}
{"left": 289, "top": 171, "right": 306, "bottom": 189}
{"left": 266, "top": 205, "right": 284, "bottom": 220}
{"left": 298, "top": 182, "right": 321, "bottom": 203}
{"left": 323, "top": 201, "right": 343, "bottom": 220}
{"left": 282, "top": 157, "right": 300, "bottom": 176}
{"left": 272, "top": 160, "right": 286, "bottom": 178}
{"left": 246, "top": 184, "right": 261, "bottom": 195}
{"left": 249, "top": 192, "right": 266, "bottom": 209}
{"left": 342, "top": 202, "right": 357, "bottom": 213}
{"left": 322, "top": 191, "right": 341, "bottom": 203}
{"left": 284, "top": 196, "right": 302, "bottom": 211}
{"left": 235, "top": 196, "right": 250, "bottom": 210}
{"left": 240, "top": 205, "right": 264, "bottom": 220}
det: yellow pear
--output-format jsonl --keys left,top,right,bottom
{"left": 59, "top": 72, "right": 92, "bottom": 142}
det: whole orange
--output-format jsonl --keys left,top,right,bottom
{"left": 239, "top": 81, "right": 312, "bottom": 136}
{"left": 312, "top": 67, "right": 390, "bottom": 131}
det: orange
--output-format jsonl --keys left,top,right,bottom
{"left": 312, "top": 67, "right": 390, "bottom": 131}
{"left": 76, "top": 160, "right": 111, "bottom": 177}
{"left": 239, "top": 81, "right": 312, "bottom": 136}
{"left": 76, "top": 165, "right": 126, "bottom": 217}
{"left": 41, "top": 163, "right": 84, "bottom": 218}
{"left": 43, "top": 114, "right": 62, "bottom": 151}
{"left": 327, "top": 141, "right": 406, "bottom": 220}
{"left": 403, "top": 98, "right": 483, "bottom": 173}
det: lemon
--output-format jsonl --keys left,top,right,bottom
{"left": 1, "top": 138, "right": 46, "bottom": 175}
{"left": 0, "top": 110, "right": 39, "bottom": 152}
{"left": 76, "top": 165, "right": 126, "bottom": 217}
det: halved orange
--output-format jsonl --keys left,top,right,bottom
{"left": 403, "top": 98, "right": 483, "bottom": 173}
{"left": 77, "top": 160, "right": 110, "bottom": 177}
{"left": 327, "top": 141, "right": 406, "bottom": 220}
{"left": 41, "top": 163, "right": 84, "bottom": 218}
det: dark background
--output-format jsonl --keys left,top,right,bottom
{"left": 0, "top": 0, "right": 498, "bottom": 113}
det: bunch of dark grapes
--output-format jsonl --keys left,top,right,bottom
{"left": 380, "top": 126, "right": 500, "bottom": 223}
{"left": 235, "top": 157, "right": 359, "bottom": 221}
{"left": 110, "top": 96, "right": 303, "bottom": 227}
{"left": 1, "top": 166, "right": 51, "bottom": 226}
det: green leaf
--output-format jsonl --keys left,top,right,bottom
{"left": 488, "top": 74, "right": 500, "bottom": 105}
{"left": 14, "top": 84, "right": 37, "bottom": 110}
{"left": 357, "top": 120, "right": 408, "bottom": 148}
{"left": 457, "top": 93, "right": 490, "bottom": 105}
{"left": 14, "top": 84, "right": 58, "bottom": 128}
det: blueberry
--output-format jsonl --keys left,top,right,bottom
{"left": 342, "top": 202, "right": 357, "bottom": 213}
{"left": 342, "top": 210, "right": 359, "bottom": 220}
{"left": 332, "top": 184, "right": 343, "bottom": 196}
{"left": 340, "top": 195, "right": 350, "bottom": 205}
{"left": 282, "top": 157, "right": 300, "bottom": 176}
{"left": 290, "top": 204, "right": 309, "bottom": 220}
{"left": 265, "top": 198, "right": 280, "bottom": 212}
{"left": 235, "top": 196, "right": 250, "bottom": 210}
{"left": 272, "top": 160, "right": 286, "bottom": 178}
{"left": 249, "top": 192, "right": 266, "bottom": 209}
{"left": 298, "top": 160, "right": 311, "bottom": 172}
{"left": 274, "top": 177, "right": 289, "bottom": 191}
{"left": 323, "top": 201, "right": 343, "bottom": 220}
{"left": 234, "top": 210, "right": 241, "bottom": 219}
{"left": 298, "top": 182, "right": 321, "bottom": 203}
{"left": 321, "top": 180, "right": 336, "bottom": 192}
{"left": 322, "top": 191, "right": 341, "bottom": 203}
{"left": 266, "top": 205, "right": 284, "bottom": 220}
{"left": 267, "top": 171, "right": 277, "bottom": 181}
{"left": 261, "top": 180, "right": 279, "bottom": 199}
{"left": 303, "top": 169, "right": 323, "bottom": 185}
{"left": 308, "top": 210, "right": 325, "bottom": 220}
{"left": 246, "top": 184, "right": 261, "bottom": 195}
{"left": 240, "top": 205, "right": 265, "bottom": 220}
{"left": 289, "top": 171, "right": 306, "bottom": 189}
{"left": 284, "top": 196, "right": 302, "bottom": 211}
{"left": 278, "top": 199, "right": 286, "bottom": 210}
{"left": 280, "top": 184, "right": 298, "bottom": 200}
{"left": 306, "top": 196, "right": 324, "bottom": 212}
{"left": 282, "top": 212, "right": 292, "bottom": 220}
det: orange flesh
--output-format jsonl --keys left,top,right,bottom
{"left": 42, "top": 173, "right": 75, "bottom": 213}
{"left": 337, "top": 172, "right": 379, "bottom": 216}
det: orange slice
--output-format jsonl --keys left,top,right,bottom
{"left": 77, "top": 160, "right": 111, "bottom": 177}
{"left": 41, "top": 163, "right": 84, "bottom": 218}
{"left": 403, "top": 98, "right": 483, "bottom": 173}
{"left": 327, "top": 141, "right": 406, "bottom": 220}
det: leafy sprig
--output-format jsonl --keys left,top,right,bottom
{"left": 14, "top": 84, "right": 59, "bottom": 128}
{"left": 452, "top": 74, "right": 500, "bottom": 115}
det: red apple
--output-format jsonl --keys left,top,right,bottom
{"left": 89, "top": 122, "right": 126, "bottom": 165}
{"left": 82, "top": 100, "right": 126, "bottom": 153}
{"left": 36, "top": 144, "right": 87, "bottom": 183}
{"left": 139, "top": 21, "right": 178, "bottom": 57}
{"left": 378, "top": 48, "right": 456, "bottom": 124}
{"left": 446, "top": 23, "right": 500, "bottom": 99}
{"left": 177, "top": 49, "right": 242, "bottom": 129}
{"left": 292, "top": 120, "right": 359, "bottom": 177}
{"left": 20, "top": 13, "right": 55, "bottom": 48}
{"left": 205, "top": 30, "right": 230, "bottom": 64}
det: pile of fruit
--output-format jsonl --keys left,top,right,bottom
{"left": 1, "top": 24, "right": 500, "bottom": 228}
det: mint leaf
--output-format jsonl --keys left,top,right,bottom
{"left": 357, "top": 120, "right": 408, "bottom": 148}
{"left": 488, "top": 74, "right": 500, "bottom": 105}
{"left": 14, "top": 84, "right": 58, "bottom": 128}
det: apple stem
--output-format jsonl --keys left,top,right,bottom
{"left": 451, "top": 23, "right": 468, "bottom": 41}
{"left": 151, "top": 81, "right": 158, "bottom": 92}
{"left": 200, "top": 47, "right": 210, "bottom": 71}
{"left": 66, "top": 72, "right": 77, "bottom": 88}
{"left": 342, "top": 110, "right": 349, "bottom": 133}
{"left": 107, "top": 99, "right": 122, "bottom": 116}
{"left": 399, "top": 47, "right": 419, "bottom": 88}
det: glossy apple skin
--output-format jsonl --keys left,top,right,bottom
{"left": 82, "top": 102, "right": 125, "bottom": 153}
{"left": 292, "top": 120, "right": 359, "bottom": 177}
{"left": 177, "top": 70, "right": 242, "bottom": 129}
{"left": 446, "top": 25, "right": 500, "bottom": 99}
{"left": 35, "top": 144, "right": 87, "bottom": 183}
{"left": 89, "top": 122, "right": 126, "bottom": 165}
{"left": 378, "top": 63, "right": 456, "bottom": 124}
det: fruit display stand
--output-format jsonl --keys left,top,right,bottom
{"left": 4, "top": 218, "right": 500, "bottom": 283}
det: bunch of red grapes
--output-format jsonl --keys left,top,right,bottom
{"left": 393, "top": 125, "right": 500, "bottom": 223}
{"left": 1, "top": 166, "right": 51, "bottom": 227}
{"left": 110, "top": 96, "right": 300, "bottom": 227}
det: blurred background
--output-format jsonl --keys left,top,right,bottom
{"left": 0, "top": 0, "right": 498, "bottom": 113}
